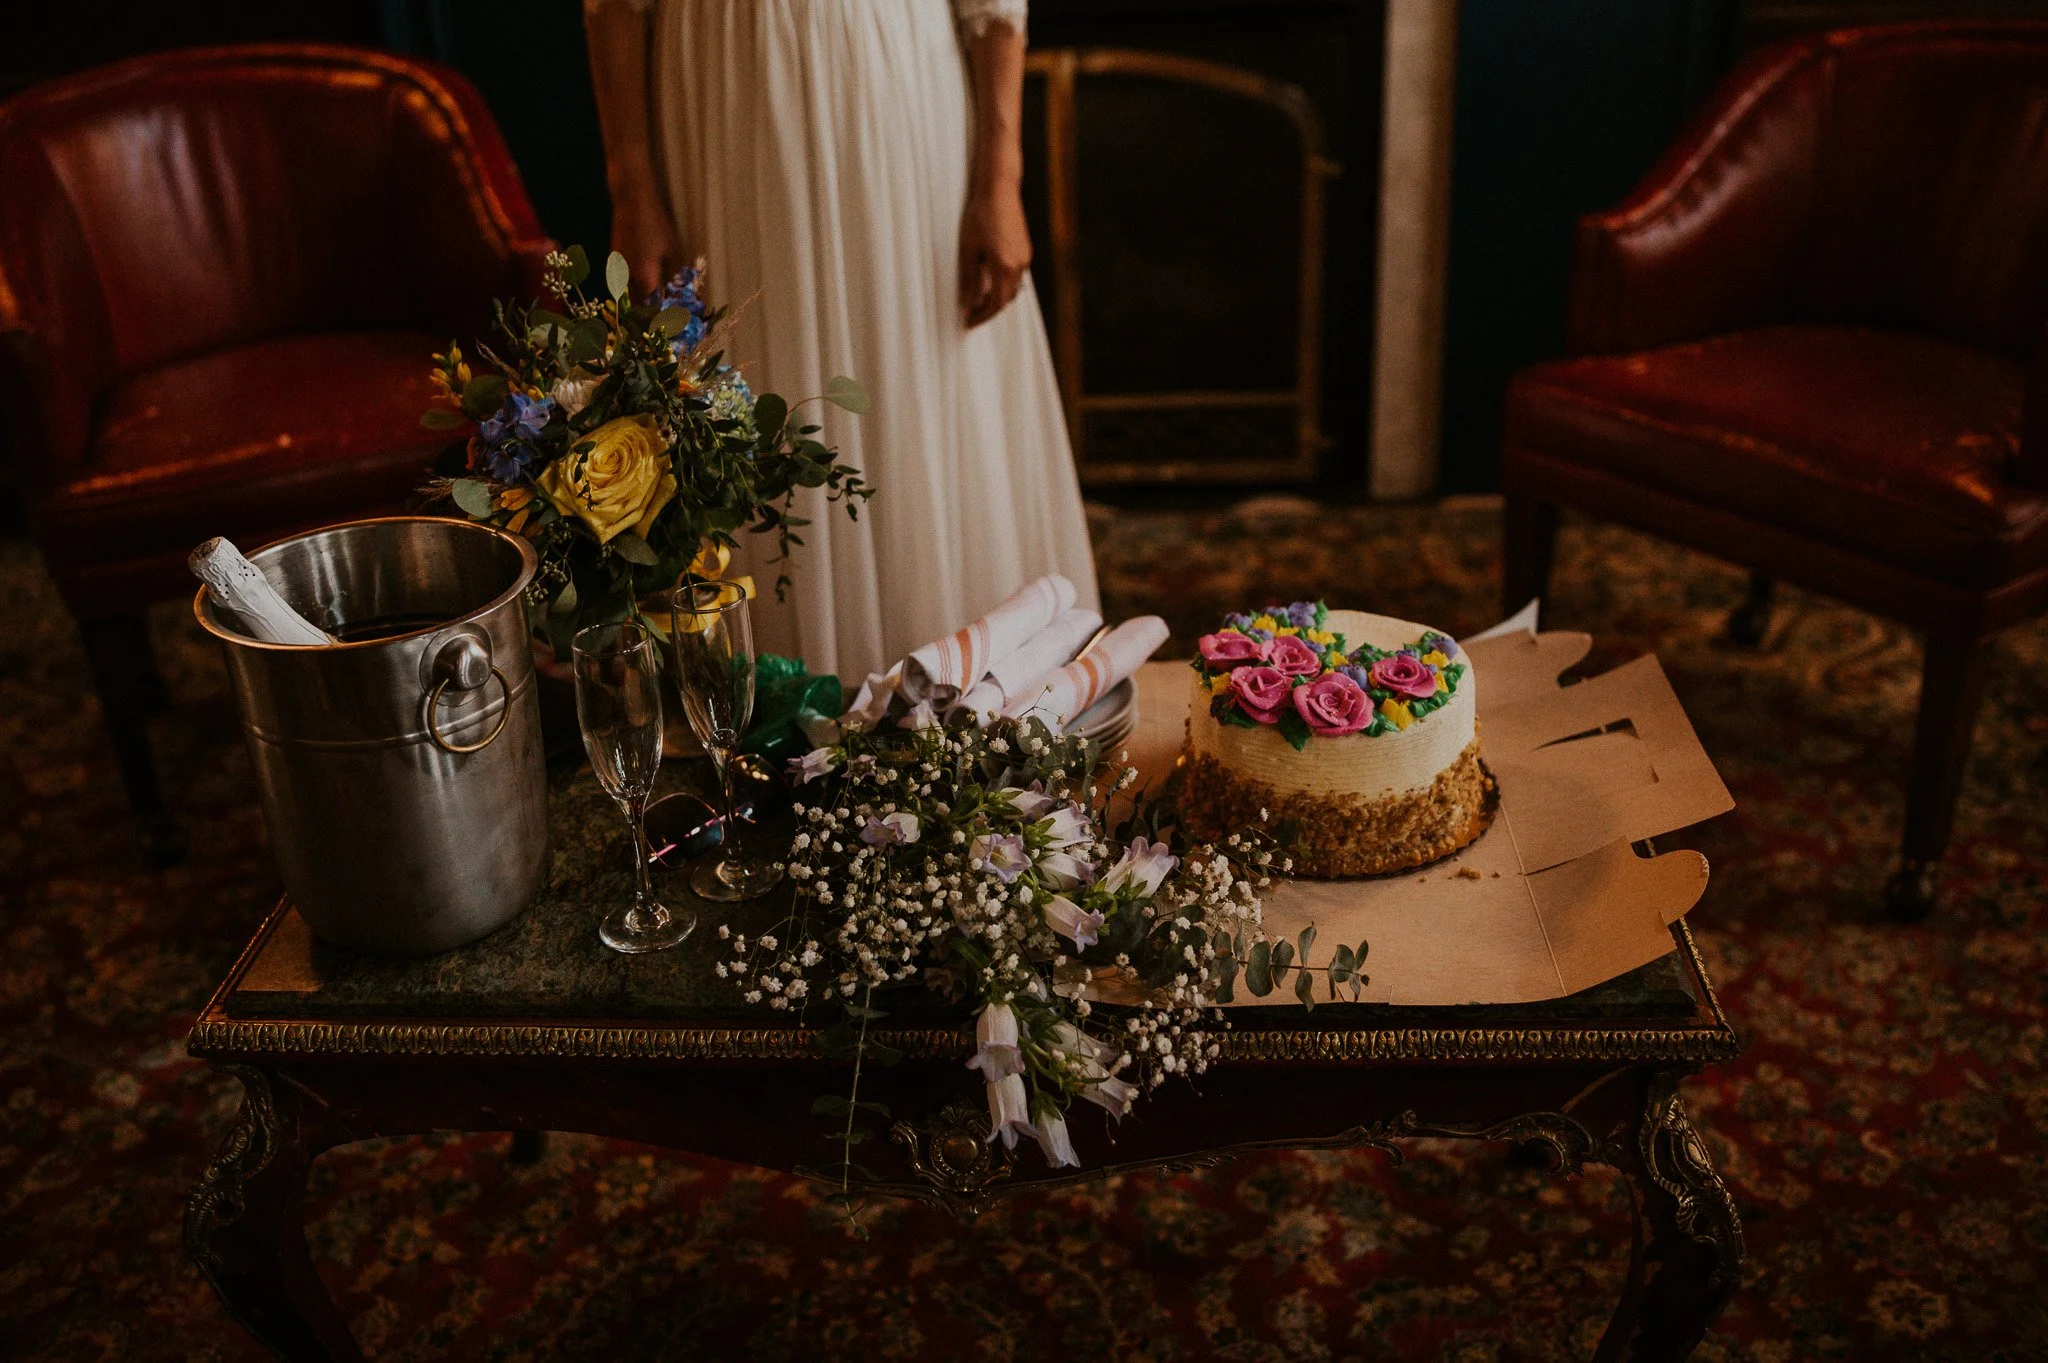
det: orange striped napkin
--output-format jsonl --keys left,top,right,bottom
{"left": 957, "top": 607, "right": 1103, "bottom": 721}
{"left": 1006, "top": 616, "right": 1169, "bottom": 730}
{"left": 899, "top": 574, "right": 1078, "bottom": 706}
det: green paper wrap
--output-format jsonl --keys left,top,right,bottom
{"left": 739, "top": 654, "right": 844, "bottom": 763}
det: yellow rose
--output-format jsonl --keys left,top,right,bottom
{"left": 537, "top": 414, "right": 677, "bottom": 544}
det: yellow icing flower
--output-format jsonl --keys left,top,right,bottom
{"left": 1208, "top": 673, "right": 1233, "bottom": 696}
{"left": 1307, "top": 629, "right": 1337, "bottom": 646}
{"left": 1251, "top": 614, "right": 1279, "bottom": 632}
{"left": 1274, "top": 626, "right": 1300, "bottom": 637}
{"left": 1421, "top": 649, "right": 1449, "bottom": 667}
{"left": 537, "top": 414, "right": 676, "bottom": 544}
{"left": 1379, "top": 698, "right": 1414, "bottom": 730}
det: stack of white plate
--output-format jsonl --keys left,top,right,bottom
{"left": 1067, "top": 678, "right": 1138, "bottom": 752}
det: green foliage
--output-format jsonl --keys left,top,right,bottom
{"left": 605, "top": 249, "right": 630, "bottom": 300}
{"left": 450, "top": 479, "right": 494, "bottom": 518}
{"left": 824, "top": 374, "right": 871, "bottom": 413}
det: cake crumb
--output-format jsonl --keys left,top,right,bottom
{"left": 1491, "top": 871, "right": 1501, "bottom": 878}
{"left": 1455, "top": 866, "right": 1482, "bottom": 880}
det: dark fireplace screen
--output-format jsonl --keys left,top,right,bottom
{"left": 1024, "top": 49, "right": 1339, "bottom": 486}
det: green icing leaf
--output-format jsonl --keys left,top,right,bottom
{"left": 1276, "top": 708, "right": 1312, "bottom": 752}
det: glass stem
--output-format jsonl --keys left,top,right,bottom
{"left": 627, "top": 793, "right": 656, "bottom": 923}
{"left": 718, "top": 747, "right": 742, "bottom": 863}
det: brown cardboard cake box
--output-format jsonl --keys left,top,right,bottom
{"left": 1119, "top": 627, "right": 1734, "bottom": 1006}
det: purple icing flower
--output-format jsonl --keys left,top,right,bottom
{"left": 1339, "top": 663, "right": 1373, "bottom": 690}
{"left": 1227, "top": 665, "right": 1292, "bottom": 724}
{"left": 1265, "top": 634, "right": 1324, "bottom": 678}
{"left": 1198, "top": 630, "right": 1269, "bottom": 669}
{"left": 1284, "top": 601, "right": 1318, "bottom": 629}
{"left": 1292, "top": 671, "right": 1374, "bottom": 736}
{"left": 1369, "top": 652, "right": 1439, "bottom": 700}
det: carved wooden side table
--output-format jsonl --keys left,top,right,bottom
{"left": 184, "top": 907, "right": 1741, "bottom": 1360}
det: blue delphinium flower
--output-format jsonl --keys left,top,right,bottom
{"left": 649, "top": 266, "right": 709, "bottom": 355}
{"left": 477, "top": 392, "right": 554, "bottom": 482}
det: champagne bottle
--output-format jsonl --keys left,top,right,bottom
{"left": 188, "top": 538, "right": 337, "bottom": 646}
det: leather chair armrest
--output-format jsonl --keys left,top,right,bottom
{"left": 1567, "top": 39, "right": 1827, "bottom": 355}
{"left": 384, "top": 55, "right": 557, "bottom": 338}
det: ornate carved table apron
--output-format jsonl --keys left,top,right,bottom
{"left": 185, "top": 865, "right": 1743, "bottom": 1362}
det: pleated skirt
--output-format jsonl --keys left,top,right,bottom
{"left": 652, "top": 0, "right": 1100, "bottom": 684}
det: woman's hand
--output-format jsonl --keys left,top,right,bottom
{"left": 959, "top": 181, "right": 1033, "bottom": 328}
{"left": 611, "top": 187, "right": 681, "bottom": 297}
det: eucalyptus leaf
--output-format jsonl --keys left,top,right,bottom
{"left": 562, "top": 244, "right": 590, "bottom": 286}
{"left": 1244, "top": 941, "right": 1272, "bottom": 997}
{"left": 1214, "top": 953, "right": 1238, "bottom": 1004}
{"left": 810, "top": 1094, "right": 851, "bottom": 1116}
{"left": 611, "top": 533, "right": 660, "bottom": 566}
{"left": 753, "top": 393, "right": 788, "bottom": 443}
{"left": 1295, "top": 966, "right": 1317, "bottom": 1009}
{"left": 419, "top": 406, "right": 467, "bottom": 431}
{"left": 654, "top": 305, "right": 695, "bottom": 338}
{"left": 606, "top": 249, "right": 630, "bottom": 301}
{"left": 1271, "top": 939, "right": 1295, "bottom": 985}
{"left": 1297, "top": 924, "right": 1317, "bottom": 963}
{"left": 459, "top": 373, "right": 508, "bottom": 420}
{"left": 550, "top": 579, "right": 579, "bottom": 616}
{"left": 823, "top": 374, "right": 871, "bottom": 413}
{"left": 450, "top": 479, "right": 494, "bottom": 518}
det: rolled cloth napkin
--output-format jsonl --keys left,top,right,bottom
{"left": 1007, "top": 615, "right": 1170, "bottom": 730}
{"left": 899, "top": 574, "right": 1077, "bottom": 706}
{"left": 956, "top": 606, "right": 1103, "bottom": 721}
{"left": 844, "top": 573, "right": 1080, "bottom": 727}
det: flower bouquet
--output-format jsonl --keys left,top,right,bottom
{"left": 717, "top": 711, "right": 1369, "bottom": 1188}
{"left": 420, "top": 247, "right": 870, "bottom": 650}
{"left": 1194, "top": 601, "right": 1466, "bottom": 750}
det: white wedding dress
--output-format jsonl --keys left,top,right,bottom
{"left": 633, "top": 0, "right": 1099, "bottom": 684}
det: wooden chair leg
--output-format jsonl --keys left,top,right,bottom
{"left": 1723, "top": 572, "right": 1774, "bottom": 646}
{"left": 1501, "top": 495, "right": 1558, "bottom": 620}
{"left": 1884, "top": 633, "right": 1993, "bottom": 921}
{"left": 78, "top": 610, "right": 187, "bottom": 867}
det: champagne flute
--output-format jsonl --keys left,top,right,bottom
{"left": 573, "top": 621, "right": 694, "bottom": 952}
{"left": 669, "top": 581, "right": 783, "bottom": 901}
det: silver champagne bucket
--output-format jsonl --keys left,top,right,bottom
{"left": 196, "top": 516, "right": 550, "bottom": 954}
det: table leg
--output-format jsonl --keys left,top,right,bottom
{"left": 184, "top": 1063, "right": 363, "bottom": 1362}
{"left": 1593, "top": 1073, "right": 1744, "bottom": 1363}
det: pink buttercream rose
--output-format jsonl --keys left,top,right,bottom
{"left": 1265, "top": 634, "right": 1324, "bottom": 678}
{"left": 1292, "top": 671, "right": 1374, "bottom": 736}
{"left": 1368, "top": 652, "right": 1439, "bottom": 700}
{"left": 1227, "top": 665, "right": 1292, "bottom": 724}
{"left": 1198, "top": 630, "right": 1268, "bottom": 670}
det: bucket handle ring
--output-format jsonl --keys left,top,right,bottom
{"left": 423, "top": 667, "right": 512, "bottom": 754}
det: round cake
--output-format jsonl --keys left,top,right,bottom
{"left": 1178, "top": 602, "right": 1493, "bottom": 877}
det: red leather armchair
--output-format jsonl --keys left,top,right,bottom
{"left": 0, "top": 44, "right": 552, "bottom": 861}
{"left": 1500, "top": 23, "right": 2048, "bottom": 917}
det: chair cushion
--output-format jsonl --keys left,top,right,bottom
{"left": 1505, "top": 325, "right": 2048, "bottom": 586}
{"left": 36, "top": 330, "right": 451, "bottom": 596}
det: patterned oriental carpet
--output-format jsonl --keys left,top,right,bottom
{"left": 4, "top": 496, "right": 2046, "bottom": 1362}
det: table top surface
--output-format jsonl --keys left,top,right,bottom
{"left": 191, "top": 767, "right": 1739, "bottom": 1068}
